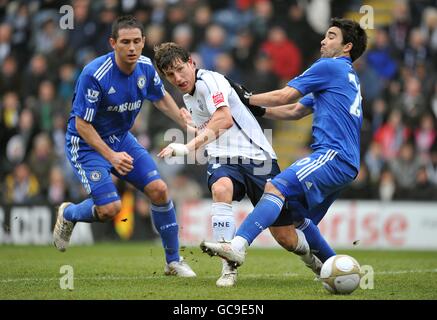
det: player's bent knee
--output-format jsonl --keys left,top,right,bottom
{"left": 145, "top": 179, "right": 168, "bottom": 203}
{"left": 265, "top": 181, "right": 284, "bottom": 199}
{"left": 95, "top": 201, "right": 121, "bottom": 221}
{"left": 211, "top": 180, "right": 232, "bottom": 200}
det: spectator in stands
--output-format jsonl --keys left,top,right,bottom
{"left": 172, "top": 24, "right": 194, "bottom": 52}
{"left": 373, "top": 109, "right": 411, "bottom": 161}
{"left": 21, "top": 53, "right": 50, "bottom": 99}
{"left": 425, "top": 142, "right": 437, "bottom": 186}
{"left": 48, "top": 165, "right": 68, "bottom": 205}
{"left": 196, "top": 24, "right": 228, "bottom": 71}
{"left": 378, "top": 166, "right": 397, "bottom": 202}
{"left": 389, "top": 141, "right": 421, "bottom": 190}
{"left": 261, "top": 25, "right": 302, "bottom": 82}
{"left": 366, "top": 27, "right": 398, "bottom": 82}
{"left": 364, "top": 141, "right": 386, "bottom": 184}
{"left": 28, "top": 132, "right": 58, "bottom": 196}
{"left": 4, "top": 162, "right": 41, "bottom": 204}
{"left": 404, "top": 28, "right": 429, "bottom": 70}
{"left": 231, "top": 28, "right": 258, "bottom": 73}
{"left": 34, "top": 80, "right": 60, "bottom": 132}
{"left": 403, "top": 166, "right": 437, "bottom": 200}
{"left": 398, "top": 75, "right": 428, "bottom": 128}
{"left": 0, "top": 23, "right": 12, "bottom": 65}
{"left": 388, "top": 0, "right": 411, "bottom": 58}
{"left": 214, "top": 52, "right": 242, "bottom": 83}
{"left": 415, "top": 113, "right": 437, "bottom": 161}
{"left": 0, "top": 55, "right": 21, "bottom": 95}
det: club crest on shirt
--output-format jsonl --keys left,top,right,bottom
{"left": 137, "top": 76, "right": 146, "bottom": 89}
{"left": 90, "top": 170, "right": 102, "bottom": 181}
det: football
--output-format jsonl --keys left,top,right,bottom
{"left": 320, "top": 254, "right": 361, "bottom": 294}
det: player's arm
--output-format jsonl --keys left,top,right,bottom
{"left": 75, "top": 117, "right": 133, "bottom": 176}
{"left": 153, "top": 91, "right": 189, "bottom": 129}
{"left": 249, "top": 86, "right": 303, "bottom": 107}
{"left": 263, "top": 102, "right": 313, "bottom": 120}
{"left": 157, "top": 106, "right": 233, "bottom": 158}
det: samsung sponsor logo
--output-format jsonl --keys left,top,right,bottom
{"left": 107, "top": 100, "right": 142, "bottom": 112}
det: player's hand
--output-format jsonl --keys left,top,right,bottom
{"left": 157, "top": 143, "right": 189, "bottom": 158}
{"left": 110, "top": 152, "right": 134, "bottom": 176}
{"left": 225, "top": 76, "right": 253, "bottom": 106}
{"left": 225, "top": 76, "right": 265, "bottom": 117}
{"left": 180, "top": 108, "right": 197, "bottom": 134}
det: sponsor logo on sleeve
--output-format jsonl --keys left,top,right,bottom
{"left": 86, "top": 89, "right": 100, "bottom": 103}
{"left": 212, "top": 92, "right": 225, "bottom": 107}
{"left": 154, "top": 71, "right": 161, "bottom": 86}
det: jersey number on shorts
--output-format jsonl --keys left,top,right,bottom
{"left": 348, "top": 73, "right": 362, "bottom": 118}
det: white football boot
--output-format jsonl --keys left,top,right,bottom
{"left": 53, "top": 202, "right": 75, "bottom": 252}
{"left": 200, "top": 241, "right": 246, "bottom": 267}
{"left": 298, "top": 249, "right": 323, "bottom": 277}
{"left": 216, "top": 260, "right": 238, "bottom": 287}
{"left": 164, "top": 257, "right": 197, "bottom": 277}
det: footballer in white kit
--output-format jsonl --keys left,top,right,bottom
{"left": 155, "top": 42, "right": 321, "bottom": 287}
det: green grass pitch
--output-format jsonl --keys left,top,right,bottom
{"left": 1, "top": 242, "right": 436, "bottom": 300}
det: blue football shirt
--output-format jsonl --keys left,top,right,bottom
{"left": 67, "top": 52, "right": 165, "bottom": 138}
{"left": 289, "top": 56, "right": 363, "bottom": 172}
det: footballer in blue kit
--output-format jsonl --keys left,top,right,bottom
{"left": 53, "top": 16, "right": 196, "bottom": 277}
{"left": 201, "top": 18, "right": 368, "bottom": 269}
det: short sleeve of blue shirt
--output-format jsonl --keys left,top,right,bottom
{"left": 145, "top": 67, "right": 165, "bottom": 102}
{"left": 287, "top": 59, "right": 331, "bottom": 96}
{"left": 299, "top": 94, "right": 315, "bottom": 108}
{"left": 72, "top": 73, "right": 101, "bottom": 123}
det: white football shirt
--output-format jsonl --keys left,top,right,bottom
{"left": 183, "top": 69, "right": 277, "bottom": 160}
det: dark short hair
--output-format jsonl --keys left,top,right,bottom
{"left": 330, "top": 18, "right": 367, "bottom": 62}
{"left": 154, "top": 42, "right": 190, "bottom": 74}
{"left": 111, "top": 15, "right": 144, "bottom": 40}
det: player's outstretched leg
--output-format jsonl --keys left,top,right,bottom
{"left": 297, "top": 218, "right": 336, "bottom": 263}
{"left": 200, "top": 239, "right": 246, "bottom": 267}
{"left": 294, "top": 229, "right": 323, "bottom": 276}
{"left": 210, "top": 198, "right": 238, "bottom": 287}
{"left": 151, "top": 200, "right": 196, "bottom": 277}
{"left": 201, "top": 183, "right": 286, "bottom": 266}
{"left": 53, "top": 202, "right": 75, "bottom": 252}
{"left": 53, "top": 198, "right": 102, "bottom": 252}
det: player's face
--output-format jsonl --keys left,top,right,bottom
{"left": 162, "top": 58, "right": 196, "bottom": 94}
{"left": 320, "top": 27, "right": 351, "bottom": 58}
{"left": 110, "top": 28, "right": 145, "bottom": 65}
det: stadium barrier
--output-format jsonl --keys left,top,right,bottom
{"left": 178, "top": 200, "right": 437, "bottom": 250}
{"left": 1, "top": 201, "right": 436, "bottom": 249}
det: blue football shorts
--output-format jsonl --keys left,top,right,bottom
{"left": 270, "top": 149, "right": 357, "bottom": 225}
{"left": 65, "top": 131, "right": 161, "bottom": 206}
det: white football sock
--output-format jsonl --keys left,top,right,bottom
{"left": 231, "top": 236, "right": 249, "bottom": 253}
{"left": 211, "top": 202, "right": 235, "bottom": 242}
{"left": 294, "top": 229, "right": 310, "bottom": 255}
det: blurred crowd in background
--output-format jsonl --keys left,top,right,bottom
{"left": 1, "top": 0, "right": 437, "bottom": 211}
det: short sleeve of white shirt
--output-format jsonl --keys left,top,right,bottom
{"left": 197, "top": 71, "right": 230, "bottom": 115}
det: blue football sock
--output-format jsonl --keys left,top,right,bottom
{"left": 298, "top": 218, "right": 335, "bottom": 262}
{"left": 63, "top": 198, "right": 98, "bottom": 223}
{"left": 151, "top": 201, "right": 180, "bottom": 264}
{"left": 236, "top": 193, "right": 284, "bottom": 245}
